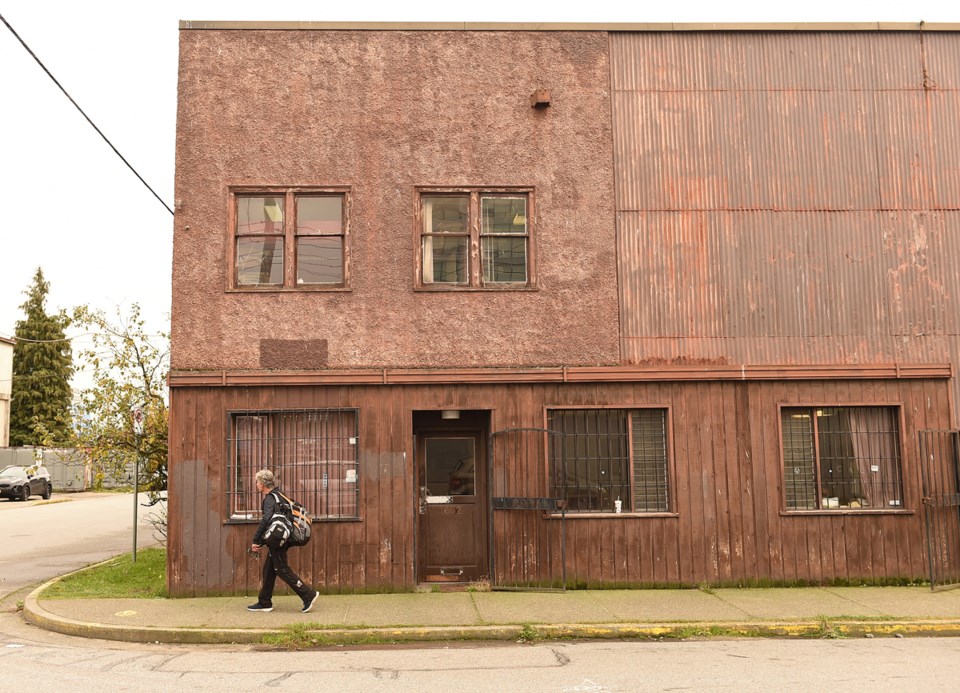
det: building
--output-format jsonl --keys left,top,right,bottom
{"left": 169, "top": 22, "right": 960, "bottom": 595}
{"left": 0, "top": 336, "right": 13, "bottom": 447}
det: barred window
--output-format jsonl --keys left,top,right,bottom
{"left": 548, "top": 408, "right": 670, "bottom": 513}
{"left": 228, "top": 409, "right": 359, "bottom": 520}
{"left": 782, "top": 406, "right": 903, "bottom": 511}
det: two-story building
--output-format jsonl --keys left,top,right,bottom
{"left": 0, "top": 336, "right": 13, "bottom": 447}
{"left": 169, "top": 22, "right": 960, "bottom": 595}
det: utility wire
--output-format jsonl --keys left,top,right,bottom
{"left": 0, "top": 12, "right": 174, "bottom": 216}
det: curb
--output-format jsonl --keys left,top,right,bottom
{"left": 24, "top": 585, "right": 960, "bottom": 645}
{"left": 22, "top": 568, "right": 960, "bottom": 645}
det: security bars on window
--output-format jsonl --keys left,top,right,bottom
{"left": 228, "top": 409, "right": 359, "bottom": 520}
{"left": 782, "top": 406, "right": 903, "bottom": 511}
{"left": 548, "top": 408, "right": 669, "bottom": 513}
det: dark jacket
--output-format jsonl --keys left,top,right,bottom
{"left": 252, "top": 488, "right": 283, "bottom": 545}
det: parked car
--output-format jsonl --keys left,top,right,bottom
{"left": 0, "top": 465, "right": 53, "bottom": 501}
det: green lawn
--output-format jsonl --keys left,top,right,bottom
{"left": 42, "top": 547, "right": 167, "bottom": 599}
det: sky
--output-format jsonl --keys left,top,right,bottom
{"left": 1, "top": 0, "right": 958, "bottom": 390}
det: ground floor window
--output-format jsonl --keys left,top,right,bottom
{"left": 781, "top": 406, "right": 903, "bottom": 511}
{"left": 547, "top": 408, "right": 670, "bottom": 513}
{"left": 228, "top": 408, "right": 359, "bottom": 520}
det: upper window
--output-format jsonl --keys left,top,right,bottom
{"left": 547, "top": 408, "right": 671, "bottom": 513}
{"left": 781, "top": 406, "right": 904, "bottom": 511}
{"left": 227, "top": 409, "right": 359, "bottom": 520}
{"left": 233, "top": 189, "right": 348, "bottom": 289}
{"left": 418, "top": 189, "right": 532, "bottom": 288}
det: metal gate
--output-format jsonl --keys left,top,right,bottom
{"left": 488, "top": 428, "right": 566, "bottom": 590}
{"left": 919, "top": 430, "right": 960, "bottom": 590}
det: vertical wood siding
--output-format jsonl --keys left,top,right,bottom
{"left": 168, "top": 377, "right": 950, "bottom": 594}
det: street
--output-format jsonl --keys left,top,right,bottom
{"left": 0, "top": 491, "right": 162, "bottom": 598}
{"left": 1, "top": 494, "right": 959, "bottom": 691}
{"left": 0, "top": 624, "right": 958, "bottom": 691}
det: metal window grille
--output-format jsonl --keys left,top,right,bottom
{"left": 548, "top": 409, "right": 669, "bottom": 513}
{"left": 228, "top": 408, "right": 359, "bottom": 520}
{"left": 781, "top": 406, "right": 903, "bottom": 510}
{"left": 632, "top": 409, "right": 670, "bottom": 512}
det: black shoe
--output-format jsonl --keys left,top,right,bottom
{"left": 247, "top": 603, "right": 273, "bottom": 612}
{"left": 301, "top": 591, "right": 320, "bottom": 613}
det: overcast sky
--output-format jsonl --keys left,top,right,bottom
{"left": 1, "top": 0, "right": 957, "bottom": 385}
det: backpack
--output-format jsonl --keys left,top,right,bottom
{"left": 262, "top": 490, "right": 312, "bottom": 549}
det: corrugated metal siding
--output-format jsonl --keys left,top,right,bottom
{"left": 611, "top": 32, "right": 960, "bottom": 421}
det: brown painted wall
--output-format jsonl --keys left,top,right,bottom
{"left": 172, "top": 30, "right": 619, "bottom": 372}
{"left": 167, "top": 376, "right": 949, "bottom": 595}
{"left": 611, "top": 32, "right": 960, "bottom": 418}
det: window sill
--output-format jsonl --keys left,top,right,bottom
{"left": 225, "top": 516, "right": 362, "bottom": 524}
{"left": 780, "top": 509, "right": 914, "bottom": 517}
{"left": 227, "top": 286, "right": 352, "bottom": 293}
{"left": 546, "top": 512, "right": 679, "bottom": 520}
{"left": 415, "top": 284, "right": 537, "bottom": 292}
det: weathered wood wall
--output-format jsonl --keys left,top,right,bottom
{"left": 168, "top": 376, "right": 950, "bottom": 595}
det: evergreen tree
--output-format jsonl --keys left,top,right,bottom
{"left": 10, "top": 268, "right": 74, "bottom": 446}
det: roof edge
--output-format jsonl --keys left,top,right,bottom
{"left": 178, "top": 20, "right": 960, "bottom": 32}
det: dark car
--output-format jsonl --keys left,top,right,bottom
{"left": 0, "top": 465, "right": 53, "bottom": 501}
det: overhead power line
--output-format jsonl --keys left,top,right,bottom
{"left": 0, "top": 12, "right": 174, "bottom": 216}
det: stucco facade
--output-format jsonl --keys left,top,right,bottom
{"left": 173, "top": 29, "right": 620, "bottom": 372}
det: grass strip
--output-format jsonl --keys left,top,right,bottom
{"left": 42, "top": 547, "right": 167, "bottom": 599}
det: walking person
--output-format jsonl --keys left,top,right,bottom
{"left": 247, "top": 469, "right": 319, "bottom": 613}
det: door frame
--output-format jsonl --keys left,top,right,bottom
{"left": 413, "top": 410, "right": 490, "bottom": 583}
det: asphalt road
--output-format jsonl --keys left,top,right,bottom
{"left": 1, "top": 493, "right": 960, "bottom": 690}
{"left": 0, "top": 491, "right": 163, "bottom": 599}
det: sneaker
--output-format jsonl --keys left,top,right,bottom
{"left": 301, "top": 591, "right": 320, "bottom": 614}
{"left": 247, "top": 603, "right": 273, "bottom": 612}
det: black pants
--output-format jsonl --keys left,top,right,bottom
{"left": 258, "top": 545, "right": 314, "bottom": 606}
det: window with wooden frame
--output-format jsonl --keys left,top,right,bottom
{"left": 233, "top": 188, "right": 349, "bottom": 289}
{"left": 227, "top": 409, "right": 359, "bottom": 521}
{"left": 418, "top": 189, "right": 532, "bottom": 288}
{"left": 781, "top": 406, "right": 904, "bottom": 511}
{"left": 547, "top": 408, "right": 671, "bottom": 513}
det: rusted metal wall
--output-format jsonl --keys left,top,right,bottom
{"left": 168, "top": 376, "right": 949, "bottom": 594}
{"left": 611, "top": 32, "right": 960, "bottom": 422}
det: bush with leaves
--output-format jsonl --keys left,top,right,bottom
{"left": 71, "top": 304, "right": 168, "bottom": 504}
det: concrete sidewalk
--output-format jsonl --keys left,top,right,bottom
{"left": 23, "top": 578, "right": 960, "bottom": 645}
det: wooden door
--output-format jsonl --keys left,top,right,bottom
{"left": 417, "top": 430, "right": 487, "bottom": 582}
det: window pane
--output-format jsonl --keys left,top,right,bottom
{"left": 548, "top": 409, "right": 631, "bottom": 513}
{"left": 481, "top": 197, "right": 526, "bottom": 235}
{"left": 237, "top": 196, "right": 284, "bottom": 234}
{"left": 422, "top": 235, "right": 467, "bottom": 283}
{"left": 231, "top": 415, "right": 269, "bottom": 518}
{"left": 816, "top": 407, "right": 902, "bottom": 509}
{"left": 781, "top": 406, "right": 902, "bottom": 511}
{"left": 782, "top": 408, "right": 817, "bottom": 509}
{"left": 423, "top": 196, "right": 468, "bottom": 233}
{"left": 632, "top": 409, "right": 669, "bottom": 512}
{"left": 482, "top": 237, "right": 527, "bottom": 283}
{"left": 237, "top": 236, "right": 283, "bottom": 285}
{"left": 229, "top": 410, "right": 359, "bottom": 520}
{"left": 297, "top": 196, "right": 342, "bottom": 235}
{"left": 425, "top": 438, "right": 475, "bottom": 496}
{"left": 297, "top": 237, "right": 343, "bottom": 285}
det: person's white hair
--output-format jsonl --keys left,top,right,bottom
{"left": 255, "top": 469, "right": 276, "bottom": 489}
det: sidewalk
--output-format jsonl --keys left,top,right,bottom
{"left": 23, "top": 578, "right": 960, "bottom": 645}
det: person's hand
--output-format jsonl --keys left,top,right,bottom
{"left": 250, "top": 543, "right": 262, "bottom": 554}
